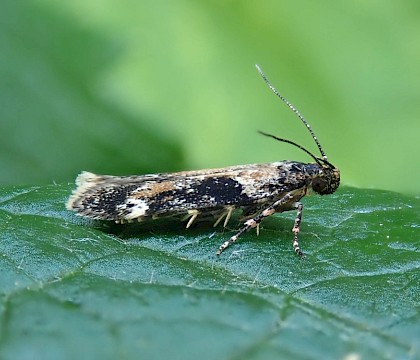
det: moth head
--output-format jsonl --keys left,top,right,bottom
{"left": 311, "top": 164, "right": 340, "bottom": 195}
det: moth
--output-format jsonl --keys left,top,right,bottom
{"left": 66, "top": 65, "right": 340, "bottom": 256}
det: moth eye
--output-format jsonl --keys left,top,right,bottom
{"left": 312, "top": 177, "right": 327, "bottom": 194}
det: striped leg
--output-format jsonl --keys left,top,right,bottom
{"left": 292, "top": 203, "right": 304, "bottom": 257}
{"left": 217, "top": 192, "right": 296, "bottom": 255}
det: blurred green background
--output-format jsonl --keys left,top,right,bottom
{"left": 1, "top": 0, "right": 419, "bottom": 194}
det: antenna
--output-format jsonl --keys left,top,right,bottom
{"left": 257, "top": 130, "right": 322, "bottom": 165}
{"left": 255, "top": 64, "right": 327, "bottom": 161}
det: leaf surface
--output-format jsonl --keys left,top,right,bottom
{"left": 0, "top": 185, "right": 418, "bottom": 360}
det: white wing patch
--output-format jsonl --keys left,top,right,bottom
{"left": 118, "top": 198, "right": 150, "bottom": 219}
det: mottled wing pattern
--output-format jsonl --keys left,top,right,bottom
{"left": 66, "top": 161, "right": 317, "bottom": 223}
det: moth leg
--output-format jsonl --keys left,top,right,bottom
{"left": 213, "top": 206, "right": 235, "bottom": 228}
{"left": 292, "top": 203, "right": 304, "bottom": 256}
{"left": 184, "top": 210, "right": 199, "bottom": 229}
{"left": 217, "top": 192, "right": 295, "bottom": 255}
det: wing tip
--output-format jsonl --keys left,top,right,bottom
{"left": 66, "top": 171, "right": 100, "bottom": 211}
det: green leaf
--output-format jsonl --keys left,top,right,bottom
{"left": 0, "top": 184, "right": 418, "bottom": 360}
